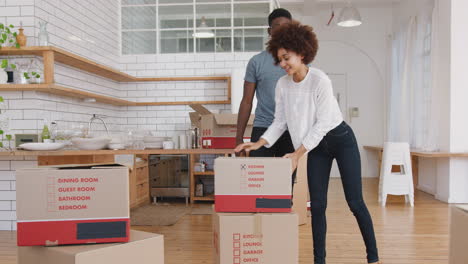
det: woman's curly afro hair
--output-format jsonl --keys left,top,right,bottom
{"left": 267, "top": 20, "right": 319, "bottom": 65}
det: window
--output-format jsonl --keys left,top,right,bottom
{"left": 121, "top": 0, "right": 277, "bottom": 54}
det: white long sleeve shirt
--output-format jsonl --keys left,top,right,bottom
{"left": 261, "top": 67, "right": 343, "bottom": 152}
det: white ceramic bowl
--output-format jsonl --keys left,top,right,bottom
{"left": 108, "top": 143, "right": 126, "bottom": 150}
{"left": 19, "top": 142, "right": 66, "bottom": 151}
{"left": 71, "top": 137, "right": 111, "bottom": 150}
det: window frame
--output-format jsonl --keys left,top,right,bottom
{"left": 120, "top": 0, "right": 278, "bottom": 55}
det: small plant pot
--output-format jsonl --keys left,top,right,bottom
{"left": 28, "top": 77, "right": 42, "bottom": 84}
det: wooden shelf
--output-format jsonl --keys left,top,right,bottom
{"left": 363, "top": 145, "right": 468, "bottom": 158}
{"left": 0, "top": 46, "right": 231, "bottom": 106}
{"left": 0, "top": 84, "right": 229, "bottom": 106}
{"left": 135, "top": 161, "right": 149, "bottom": 169}
{"left": 192, "top": 194, "right": 214, "bottom": 201}
{"left": 193, "top": 171, "right": 214, "bottom": 176}
{"left": 0, "top": 84, "right": 131, "bottom": 106}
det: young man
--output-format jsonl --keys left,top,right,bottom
{"left": 235, "top": 8, "right": 295, "bottom": 157}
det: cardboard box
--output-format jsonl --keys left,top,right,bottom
{"left": 18, "top": 230, "right": 164, "bottom": 264}
{"left": 292, "top": 155, "right": 309, "bottom": 225}
{"left": 213, "top": 212, "right": 298, "bottom": 264}
{"left": 16, "top": 164, "right": 130, "bottom": 246}
{"left": 214, "top": 157, "right": 292, "bottom": 213}
{"left": 189, "top": 104, "right": 254, "bottom": 149}
{"left": 449, "top": 205, "right": 468, "bottom": 264}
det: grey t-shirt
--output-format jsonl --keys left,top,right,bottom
{"left": 244, "top": 50, "right": 286, "bottom": 128}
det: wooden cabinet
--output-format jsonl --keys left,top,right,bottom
{"left": 189, "top": 152, "right": 229, "bottom": 203}
{"left": 130, "top": 154, "right": 150, "bottom": 209}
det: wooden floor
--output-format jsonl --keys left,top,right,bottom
{"left": 0, "top": 179, "right": 450, "bottom": 264}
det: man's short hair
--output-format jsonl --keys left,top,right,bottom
{"left": 268, "top": 8, "right": 292, "bottom": 27}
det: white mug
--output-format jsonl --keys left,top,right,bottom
{"left": 162, "top": 140, "right": 174, "bottom": 149}
{"left": 179, "top": 134, "right": 187, "bottom": 149}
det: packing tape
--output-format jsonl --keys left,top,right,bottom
{"left": 253, "top": 214, "right": 263, "bottom": 241}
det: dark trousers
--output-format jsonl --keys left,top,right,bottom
{"left": 308, "top": 122, "right": 379, "bottom": 264}
{"left": 250, "top": 127, "right": 295, "bottom": 157}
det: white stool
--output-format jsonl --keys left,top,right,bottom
{"left": 379, "top": 142, "right": 414, "bottom": 206}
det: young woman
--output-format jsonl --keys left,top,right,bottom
{"left": 234, "top": 21, "right": 380, "bottom": 264}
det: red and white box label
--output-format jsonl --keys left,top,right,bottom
{"left": 214, "top": 158, "right": 292, "bottom": 213}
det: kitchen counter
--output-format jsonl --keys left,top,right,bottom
{"left": 0, "top": 148, "right": 234, "bottom": 220}
{"left": 0, "top": 148, "right": 234, "bottom": 156}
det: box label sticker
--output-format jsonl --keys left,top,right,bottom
{"left": 232, "top": 232, "right": 264, "bottom": 263}
{"left": 240, "top": 164, "right": 266, "bottom": 190}
{"left": 47, "top": 176, "right": 102, "bottom": 212}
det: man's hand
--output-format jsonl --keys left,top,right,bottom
{"left": 234, "top": 142, "right": 261, "bottom": 155}
{"left": 234, "top": 138, "right": 267, "bottom": 156}
{"left": 235, "top": 138, "right": 246, "bottom": 157}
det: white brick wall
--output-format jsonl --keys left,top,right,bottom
{"left": 0, "top": 157, "right": 36, "bottom": 230}
{"left": 119, "top": 52, "right": 255, "bottom": 137}
{"left": 1, "top": 0, "right": 124, "bottom": 138}
{"left": 34, "top": 0, "right": 120, "bottom": 68}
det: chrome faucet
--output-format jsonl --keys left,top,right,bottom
{"left": 87, "top": 114, "right": 109, "bottom": 137}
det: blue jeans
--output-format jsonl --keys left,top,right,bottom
{"left": 308, "top": 122, "right": 379, "bottom": 264}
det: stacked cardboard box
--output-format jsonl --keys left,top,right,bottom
{"left": 18, "top": 230, "right": 164, "bottom": 264}
{"left": 449, "top": 205, "right": 468, "bottom": 264}
{"left": 16, "top": 164, "right": 164, "bottom": 263}
{"left": 16, "top": 164, "right": 131, "bottom": 246}
{"left": 292, "top": 155, "right": 309, "bottom": 225}
{"left": 189, "top": 104, "right": 254, "bottom": 149}
{"left": 213, "top": 157, "right": 299, "bottom": 264}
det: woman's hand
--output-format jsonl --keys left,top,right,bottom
{"left": 283, "top": 152, "right": 300, "bottom": 171}
{"left": 283, "top": 145, "right": 307, "bottom": 171}
{"left": 234, "top": 138, "right": 268, "bottom": 156}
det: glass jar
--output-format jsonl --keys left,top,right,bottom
{"left": 38, "top": 21, "right": 49, "bottom": 46}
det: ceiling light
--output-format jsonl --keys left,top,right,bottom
{"left": 337, "top": 3, "right": 362, "bottom": 27}
{"left": 192, "top": 16, "right": 214, "bottom": 38}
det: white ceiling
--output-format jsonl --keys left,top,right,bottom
{"left": 280, "top": 0, "right": 403, "bottom": 9}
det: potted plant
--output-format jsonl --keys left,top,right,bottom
{"left": 22, "top": 59, "right": 43, "bottom": 84}
{"left": 0, "top": 59, "right": 16, "bottom": 83}
{"left": 23, "top": 71, "right": 41, "bottom": 83}
{"left": 0, "top": 23, "right": 21, "bottom": 83}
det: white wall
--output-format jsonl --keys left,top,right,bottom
{"left": 445, "top": 0, "right": 468, "bottom": 203}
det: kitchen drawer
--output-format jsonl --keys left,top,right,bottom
{"left": 135, "top": 165, "right": 148, "bottom": 184}
{"left": 137, "top": 182, "right": 149, "bottom": 200}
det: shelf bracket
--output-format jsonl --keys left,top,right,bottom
{"left": 43, "top": 50, "right": 55, "bottom": 84}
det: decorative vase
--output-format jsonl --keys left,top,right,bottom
{"left": 16, "top": 27, "right": 27, "bottom": 47}
{"left": 38, "top": 21, "right": 49, "bottom": 46}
